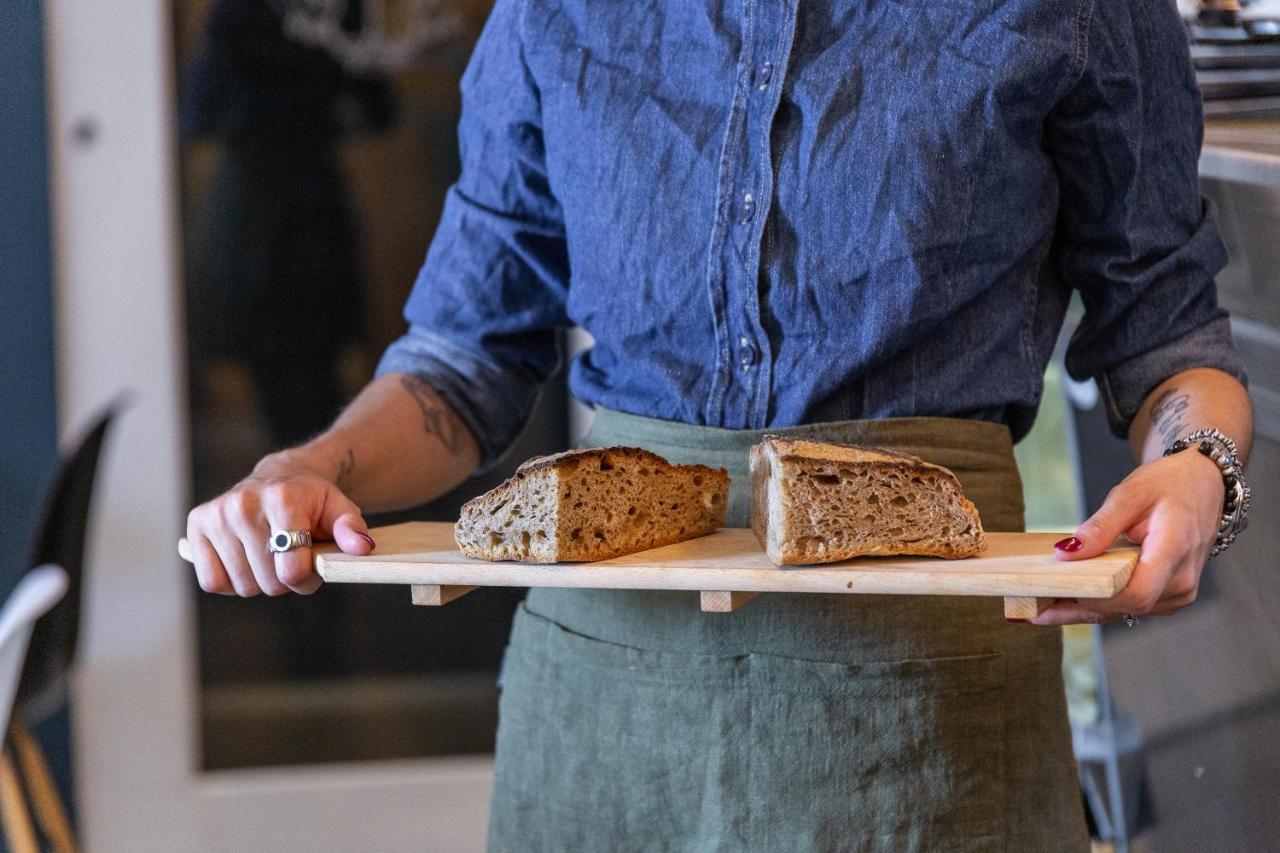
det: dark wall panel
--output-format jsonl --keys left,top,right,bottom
{"left": 0, "top": 0, "right": 60, "bottom": 588}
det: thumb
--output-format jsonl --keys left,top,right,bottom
{"left": 1057, "top": 485, "right": 1143, "bottom": 561}
{"left": 317, "top": 489, "right": 375, "bottom": 555}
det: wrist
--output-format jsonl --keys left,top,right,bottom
{"left": 1163, "top": 428, "right": 1252, "bottom": 556}
{"left": 254, "top": 440, "right": 345, "bottom": 484}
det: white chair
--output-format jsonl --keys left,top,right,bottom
{"left": 0, "top": 565, "right": 70, "bottom": 853}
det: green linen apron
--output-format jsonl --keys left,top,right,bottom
{"left": 488, "top": 409, "right": 1088, "bottom": 852}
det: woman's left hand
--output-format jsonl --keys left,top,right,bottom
{"left": 1030, "top": 447, "right": 1225, "bottom": 625}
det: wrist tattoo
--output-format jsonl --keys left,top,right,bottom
{"left": 399, "top": 375, "right": 469, "bottom": 456}
{"left": 1150, "top": 387, "right": 1191, "bottom": 446}
{"left": 336, "top": 448, "right": 355, "bottom": 489}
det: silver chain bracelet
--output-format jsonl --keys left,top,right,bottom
{"left": 1163, "top": 428, "right": 1251, "bottom": 557}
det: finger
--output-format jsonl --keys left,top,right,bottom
{"left": 208, "top": 529, "right": 262, "bottom": 597}
{"left": 264, "top": 507, "right": 322, "bottom": 594}
{"left": 1102, "top": 508, "right": 1190, "bottom": 617}
{"left": 1151, "top": 561, "right": 1201, "bottom": 615}
{"left": 330, "top": 511, "right": 376, "bottom": 555}
{"left": 315, "top": 488, "right": 374, "bottom": 555}
{"left": 1122, "top": 515, "right": 1150, "bottom": 545}
{"left": 1030, "top": 599, "right": 1121, "bottom": 626}
{"left": 1056, "top": 484, "right": 1147, "bottom": 561}
{"left": 188, "top": 532, "right": 234, "bottom": 595}
{"left": 230, "top": 516, "right": 289, "bottom": 596}
{"left": 1151, "top": 591, "right": 1197, "bottom": 616}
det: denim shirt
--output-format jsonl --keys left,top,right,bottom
{"left": 377, "top": 0, "right": 1246, "bottom": 469}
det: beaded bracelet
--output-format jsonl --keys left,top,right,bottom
{"left": 1163, "top": 428, "right": 1251, "bottom": 557}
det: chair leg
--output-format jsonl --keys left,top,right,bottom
{"left": 10, "top": 721, "right": 77, "bottom": 852}
{"left": 0, "top": 742, "right": 38, "bottom": 853}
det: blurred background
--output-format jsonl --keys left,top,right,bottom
{"left": 1, "top": 0, "right": 1277, "bottom": 850}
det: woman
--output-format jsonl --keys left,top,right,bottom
{"left": 186, "top": 1, "right": 1253, "bottom": 849}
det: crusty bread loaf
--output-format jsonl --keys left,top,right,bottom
{"left": 455, "top": 446, "right": 729, "bottom": 562}
{"left": 750, "top": 436, "right": 985, "bottom": 565}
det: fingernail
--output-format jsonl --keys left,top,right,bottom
{"left": 1054, "top": 536, "right": 1083, "bottom": 552}
{"left": 358, "top": 532, "right": 375, "bottom": 549}
{"left": 1006, "top": 618, "right": 1027, "bottom": 623}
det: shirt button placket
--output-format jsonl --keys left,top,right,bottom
{"left": 752, "top": 61, "right": 773, "bottom": 91}
{"left": 738, "top": 336, "right": 758, "bottom": 373}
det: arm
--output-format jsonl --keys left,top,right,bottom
{"left": 186, "top": 0, "right": 568, "bottom": 598}
{"left": 1033, "top": 368, "right": 1253, "bottom": 625}
{"left": 260, "top": 373, "right": 480, "bottom": 515}
{"left": 1130, "top": 367, "right": 1252, "bottom": 465}
{"left": 186, "top": 374, "right": 480, "bottom": 597}
{"left": 1030, "top": 2, "right": 1253, "bottom": 625}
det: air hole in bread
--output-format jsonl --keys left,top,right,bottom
{"left": 812, "top": 473, "right": 839, "bottom": 485}
{"left": 890, "top": 495, "right": 908, "bottom": 507}
{"left": 570, "top": 528, "right": 582, "bottom": 540}
{"left": 599, "top": 457, "right": 614, "bottom": 471}
{"left": 488, "top": 532, "right": 502, "bottom": 546}
{"left": 693, "top": 474, "right": 704, "bottom": 486}
{"left": 489, "top": 498, "right": 509, "bottom": 515}
{"left": 627, "top": 506, "right": 637, "bottom": 516}
{"left": 593, "top": 529, "right": 605, "bottom": 541}
{"left": 535, "top": 530, "right": 548, "bottom": 541}
{"left": 520, "top": 531, "right": 530, "bottom": 547}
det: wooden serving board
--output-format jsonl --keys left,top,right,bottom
{"left": 313, "top": 522, "right": 1139, "bottom": 618}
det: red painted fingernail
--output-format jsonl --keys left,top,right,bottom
{"left": 358, "top": 532, "right": 375, "bottom": 549}
{"left": 1006, "top": 618, "right": 1027, "bottom": 623}
{"left": 1054, "top": 537, "right": 1083, "bottom": 552}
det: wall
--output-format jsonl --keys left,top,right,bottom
{"left": 0, "top": 0, "right": 60, "bottom": 588}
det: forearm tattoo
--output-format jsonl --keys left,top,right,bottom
{"left": 1150, "top": 387, "right": 1191, "bottom": 446}
{"left": 336, "top": 447, "right": 355, "bottom": 489}
{"left": 399, "top": 375, "right": 469, "bottom": 456}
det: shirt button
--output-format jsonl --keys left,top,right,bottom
{"left": 738, "top": 337, "right": 758, "bottom": 371}
{"left": 737, "top": 192, "right": 756, "bottom": 223}
{"left": 753, "top": 62, "right": 773, "bottom": 90}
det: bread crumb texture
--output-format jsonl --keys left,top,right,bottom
{"left": 751, "top": 436, "right": 986, "bottom": 565}
{"left": 455, "top": 447, "right": 729, "bottom": 563}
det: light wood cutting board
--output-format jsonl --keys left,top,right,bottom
{"left": 310, "top": 522, "right": 1138, "bottom": 618}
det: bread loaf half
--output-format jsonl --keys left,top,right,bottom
{"left": 455, "top": 447, "right": 729, "bottom": 562}
{"left": 750, "top": 436, "right": 985, "bottom": 565}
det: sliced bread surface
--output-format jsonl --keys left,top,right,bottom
{"left": 455, "top": 446, "right": 729, "bottom": 563}
{"left": 750, "top": 436, "right": 986, "bottom": 565}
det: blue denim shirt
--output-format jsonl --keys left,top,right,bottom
{"left": 378, "top": 0, "right": 1246, "bottom": 469}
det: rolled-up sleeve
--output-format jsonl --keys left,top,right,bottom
{"left": 1049, "top": 0, "right": 1247, "bottom": 437}
{"left": 376, "top": 0, "right": 569, "bottom": 470}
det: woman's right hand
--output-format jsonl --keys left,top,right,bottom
{"left": 185, "top": 453, "right": 375, "bottom": 597}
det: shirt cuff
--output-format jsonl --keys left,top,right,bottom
{"left": 1096, "top": 315, "right": 1249, "bottom": 438}
{"left": 375, "top": 326, "right": 541, "bottom": 472}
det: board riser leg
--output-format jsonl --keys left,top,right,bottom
{"left": 700, "top": 590, "right": 760, "bottom": 613}
{"left": 1003, "top": 596, "right": 1054, "bottom": 619}
{"left": 411, "top": 584, "right": 478, "bottom": 606}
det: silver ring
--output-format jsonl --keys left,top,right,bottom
{"left": 1124, "top": 613, "right": 1140, "bottom": 628}
{"left": 268, "top": 529, "right": 312, "bottom": 554}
